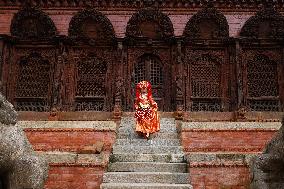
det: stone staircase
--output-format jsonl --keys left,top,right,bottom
{"left": 100, "top": 116, "right": 192, "bottom": 189}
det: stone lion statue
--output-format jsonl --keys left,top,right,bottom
{"left": 250, "top": 117, "right": 284, "bottom": 189}
{"left": 0, "top": 92, "right": 48, "bottom": 189}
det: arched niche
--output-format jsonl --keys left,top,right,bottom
{"left": 183, "top": 6, "right": 229, "bottom": 40}
{"left": 240, "top": 6, "right": 284, "bottom": 39}
{"left": 126, "top": 8, "right": 174, "bottom": 40}
{"left": 10, "top": 6, "right": 57, "bottom": 40}
{"left": 68, "top": 9, "right": 115, "bottom": 43}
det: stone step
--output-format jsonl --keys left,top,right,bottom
{"left": 109, "top": 153, "right": 186, "bottom": 163}
{"left": 103, "top": 172, "right": 190, "bottom": 184}
{"left": 100, "top": 183, "right": 193, "bottom": 189}
{"left": 112, "top": 145, "right": 184, "bottom": 154}
{"left": 120, "top": 117, "right": 175, "bottom": 123}
{"left": 108, "top": 162, "right": 187, "bottom": 172}
{"left": 117, "top": 132, "right": 179, "bottom": 139}
{"left": 115, "top": 139, "right": 181, "bottom": 146}
{"left": 118, "top": 126, "right": 177, "bottom": 133}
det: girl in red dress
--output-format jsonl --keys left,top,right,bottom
{"left": 134, "top": 81, "right": 160, "bottom": 139}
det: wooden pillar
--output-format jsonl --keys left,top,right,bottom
{"left": 175, "top": 39, "right": 184, "bottom": 119}
{"left": 113, "top": 40, "right": 124, "bottom": 119}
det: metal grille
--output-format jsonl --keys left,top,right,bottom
{"left": 16, "top": 54, "right": 50, "bottom": 111}
{"left": 76, "top": 55, "right": 107, "bottom": 111}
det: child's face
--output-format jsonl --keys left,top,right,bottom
{"left": 141, "top": 88, "right": 147, "bottom": 93}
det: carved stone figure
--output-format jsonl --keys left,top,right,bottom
{"left": 0, "top": 92, "right": 48, "bottom": 189}
{"left": 250, "top": 117, "right": 284, "bottom": 188}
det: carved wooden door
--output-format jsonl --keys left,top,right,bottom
{"left": 133, "top": 55, "right": 164, "bottom": 110}
{"left": 134, "top": 54, "right": 164, "bottom": 110}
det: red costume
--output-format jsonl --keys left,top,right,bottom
{"left": 134, "top": 81, "right": 160, "bottom": 138}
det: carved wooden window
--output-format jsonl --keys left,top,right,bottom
{"left": 190, "top": 54, "right": 221, "bottom": 111}
{"left": 134, "top": 55, "right": 163, "bottom": 106}
{"left": 75, "top": 55, "right": 107, "bottom": 111}
{"left": 246, "top": 54, "right": 280, "bottom": 111}
{"left": 15, "top": 53, "right": 50, "bottom": 111}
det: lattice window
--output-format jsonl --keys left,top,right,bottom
{"left": 150, "top": 59, "right": 163, "bottom": 86}
{"left": 15, "top": 53, "right": 50, "bottom": 111}
{"left": 247, "top": 54, "right": 279, "bottom": 111}
{"left": 134, "top": 61, "right": 146, "bottom": 84}
{"left": 135, "top": 55, "right": 163, "bottom": 86}
{"left": 191, "top": 100, "right": 221, "bottom": 112}
{"left": 75, "top": 55, "right": 107, "bottom": 111}
{"left": 190, "top": 54, "right": 221, "bottom": 111}
{"left": 134, "top": 54, "right": 163, "bottom": 107}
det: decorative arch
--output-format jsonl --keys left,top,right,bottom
{"left": 10, "top": 6, "right": 57, "bottom": 39}
{"left": 126, "top": 8, "right": 174, "bottom": 40}
{"left": 68, "top": 8, "right": 115, "bottom": 43}
{"left": 15, "top": 52, "right": 51, "bottom": 111}
{"left": 240, "top": 7, "right": 284, "bottom": 39}
{"left": 183, "top": 6, "right": 229, "bottom": 40}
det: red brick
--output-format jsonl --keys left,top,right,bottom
{"left": 190, "top": 167, "right": 250, "bottom": 189}
{"left": 181, "top": 130, "right": 276, "bottom": 152}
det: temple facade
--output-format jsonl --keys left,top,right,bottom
{"left": 0, "top": 1, "right": 283, "bottom": 115}
{"left": 0, "top": 0, "right": 284, "bottom": 188}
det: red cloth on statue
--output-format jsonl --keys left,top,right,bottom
{"left": 134, "top": 81, "right": 160, "bottom": 135}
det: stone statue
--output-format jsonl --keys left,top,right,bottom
{"left": 250, "top": 117, "right": 284, "bottom": 188}
{"left": 0, "top": 92, "right": 48, "bottom": 189}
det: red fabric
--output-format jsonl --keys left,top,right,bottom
{"left": 134, "top": 81, "right": 160, "bottom": 135}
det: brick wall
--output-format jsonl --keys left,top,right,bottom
{"left": 0, "top": 9, "right": 256, "bottom": 38}
{"left": 18, "top": 121, "right": 117, "bottom": 189}
{"left": 181, "top": 130, "right": 276, "bottom": 152}
{"left": 45, "top": 166, "right": 104, "bottom": 189}
{"left": 181, "top": 121, "right": 280, "bottom": 189}
{"left": 190, "top": 166, "right": 250, "bottom": 189}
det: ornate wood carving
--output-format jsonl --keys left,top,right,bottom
{"left": 183, "top": 5, "right": 229, "bottom": 40}
{"left": 185, "top": 50, "right": 228, "bottom": 112}
{"left": 0, "top": 0, "right": 283, "bottom": 10}
{"left": 10, "top": 6, "right": 57, "bottom": 40}
{"left": 69, "top": 47, "right": 115, "bottom": 112}
{"left": 68, "top": 8, "right": 115, "bottom": 44}
{"left": 125, "top": 48, "right": 173, "bottom": 111}
{"left": 242, "top": 50, "right": 281, "bottom": 111}
{"left": 240, "top": 6, "right": 284, "bottom": 39}
{"left": 13, "top": 49, "right": 55, "bottom": 111}
{"left": 126, "top": 8, "right": 174, "bottom": 40}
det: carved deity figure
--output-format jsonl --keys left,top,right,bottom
{"left": 134, "top": 81, "right": 160, "bottom": 139}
